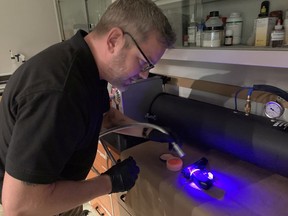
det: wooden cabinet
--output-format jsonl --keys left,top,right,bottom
{"left": 112, "top": 194, "right": 132, "bottom": 216}
{"left": 86, "top": 141, "right": 134, "bottom": 216}
{"left": 92, "top": 195, "right": 113, "bottom": 216}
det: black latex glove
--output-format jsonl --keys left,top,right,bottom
{"left": 103, "top": 156, "right": 140, "bottom": 193}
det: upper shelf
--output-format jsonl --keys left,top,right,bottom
{"left": 161, "top": 47, "right": 288, "bottom": 68}
{"left": 154, "top": 0, "right": 220, "bottom": 6}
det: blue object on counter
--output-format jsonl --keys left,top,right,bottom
{"left": 182, "top": 157, "right": 214, "bottom": 190}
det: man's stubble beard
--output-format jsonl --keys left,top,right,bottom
{"left": 107, "top": 51, "right": 129, "bottom": 92}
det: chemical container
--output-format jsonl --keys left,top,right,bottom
{"left": 203, "top": 11, "right": 223, "bottom": 47}
{"left": 226, "top": 12, "right": 243, "bottom": 45}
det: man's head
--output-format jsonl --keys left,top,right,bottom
{"left": 85, "top": 0, "right": 176, "bottom": 91}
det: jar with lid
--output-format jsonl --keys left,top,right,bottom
{"left": 203, "top": 11, "right": 223, "bottom": 47}
{"left": 226, "top": 12, "right": 243, "bottom": 45}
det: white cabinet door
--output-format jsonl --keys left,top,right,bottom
{"left": 55, "top": 0, "right": 112, "bottom": 40}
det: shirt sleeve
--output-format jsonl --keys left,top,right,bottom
{"left": 6, "top": 90, "right": 86, "bottom": 184}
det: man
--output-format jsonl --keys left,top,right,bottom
{"left": 0, "top": 0, "right": 176, "bottom": 215}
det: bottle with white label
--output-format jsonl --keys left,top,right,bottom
{"left": 203, "top": 11, "right": 223, "bottom": 47}
{"left": 224, "top": 29, "right": 233, "bottom": 46}
{"left": 187, "top": 14, "right": 197, "bottom": 46}
{"left": 270, "top": 19, "right": 284, "bottom": 48}
{"left": 226, "top": 12, "right": 243, "bottom": 45}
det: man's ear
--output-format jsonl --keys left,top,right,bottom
{"left": 106, "top": 28, "right": 125, "bottom": 54}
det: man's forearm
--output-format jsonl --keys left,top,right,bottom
{"left": 2, "top": 172, "right": 111, "bottom": 216}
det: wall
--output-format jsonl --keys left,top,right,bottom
{"left": 0, "top": 0, "right": 61, "bottom": 75}
{"left": 152, "top": 58, "right": 288, "bottom": 121}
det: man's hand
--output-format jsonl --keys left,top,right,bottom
{"left": 103, "top": 156, "right": 140, "bottom": 193}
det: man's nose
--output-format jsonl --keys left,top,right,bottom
{"left": 139, "top": 70, "right": 149, "bottom": 79}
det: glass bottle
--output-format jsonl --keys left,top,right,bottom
{"left": 188, "top": 14, "right": 197, "bottom": 46}
{"left": 203, "top": 11, "right": 223, "bottom": 47}
{"left": 224, "top": 29, "right": 233, "bottom": 46}
{"left": 270, "top": 19, "right": 284, "bottom": 48}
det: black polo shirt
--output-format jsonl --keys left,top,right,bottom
{"left": 0, "top": 30, "right": 110, "bottom": 196}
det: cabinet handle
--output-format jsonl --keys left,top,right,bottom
{"left": 95, "top": 206, "right": 105, "bottom": 216}
{"left": 120, "top": 194, "right": 127, "bottom": 203}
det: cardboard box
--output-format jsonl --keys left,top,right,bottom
{"left": 255, "top": 17, "right": 277, "bottom": 46}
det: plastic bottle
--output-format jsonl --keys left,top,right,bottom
{"left": 270, "top": 19, "right": 284, "bottom": 47}
{"left": 203, "top": 11, "right": 223, "bottom": 47}
{"left": 224, "top": 29, "right": 233, "bottom": 46}
{"left": 187, "top": 14, "right": 197, "bottom": 46}
{"left": 226, "top": 12, "right": 243, "bottom": 45}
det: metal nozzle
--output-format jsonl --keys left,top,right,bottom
{"left": 244, "top": 95, "right": 251, "bottom": 116}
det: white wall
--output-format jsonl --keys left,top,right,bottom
{"left": 0, "top": 0, "right": 61, "bottom": 75}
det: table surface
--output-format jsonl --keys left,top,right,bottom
{"left": 121, "top": 141, "right": 288, "bottom": 216}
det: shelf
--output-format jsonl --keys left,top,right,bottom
{"left": 154, "top": 0, "right": 222, "bottom": 6}
{"left": 161, "top": 47, "right": 288, "bottom": 68}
